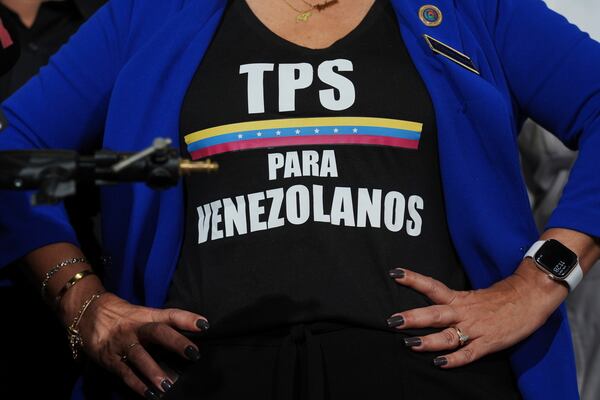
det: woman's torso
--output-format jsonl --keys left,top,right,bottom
{"left": 165, "top": 0, "right": 469, "bottom": 336}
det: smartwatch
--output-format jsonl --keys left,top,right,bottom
{"left": 523, "top": 239, "right": 583, "bottom": 292}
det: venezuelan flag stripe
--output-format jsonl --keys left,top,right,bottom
{"left": 190, "top": 135, "right": 419, "bottom": 160}
{"left": 185, "top": 117, "right": 422, "bottom": 159}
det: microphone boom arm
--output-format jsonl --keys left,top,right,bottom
{"left": 0, "top": 138, "right": 218, "bottom": 205}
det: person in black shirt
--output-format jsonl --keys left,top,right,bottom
{"left": 0, "top": 0, "right": 104, "bottom": 99}
{"left": 160, "top": 1, "right": 522, "bottom": 399}
{"left": 0, "top": 1, "right": 104, "bottom": 399}
{"left": 0, "top": 16, "right": 18, "bottom": 75}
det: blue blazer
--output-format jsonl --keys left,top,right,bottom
{"left": 2, "top": 0, "right": 600, "bottom": 398}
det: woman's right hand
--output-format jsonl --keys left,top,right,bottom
{"left": 77, "top": 292, "right": 209, "bottom": 399}
{"left": 23, "top": 244, "right": 206, "bottom": 399}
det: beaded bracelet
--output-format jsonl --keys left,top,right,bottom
{"left": 40, "top": 257, "right": 88, "bottom": 298}
{"left": 54, "top": 270, "right": 96, "bottom": 308}
{"left": 67, "top": 292, "right": 105, "bottom": 359}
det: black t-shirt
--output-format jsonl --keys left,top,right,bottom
{"left": 0, "top": 0, "right": 105, "bottom": 101}
{"left": 166, "top": 0, "right": 469, "bottom": 336}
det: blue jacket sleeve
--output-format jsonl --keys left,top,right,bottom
{"left": 0, "top": 0, "right": 132, "bottom": 267}
{"left": 482, "top": 0, "right": 600, "bottom": 238}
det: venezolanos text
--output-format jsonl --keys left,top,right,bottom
{"left": 196, "top": 150, "right": 424, "bottom": 243}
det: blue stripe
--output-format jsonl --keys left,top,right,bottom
{"left": 186, "top": 126, "right": 421, "bottom": 152}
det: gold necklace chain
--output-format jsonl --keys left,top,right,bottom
{"left": 301, "top": 0, "right": 339, "bottom": 12}
{"left": 282, "top": 0, "right": 313, "bottom": 14}
{"left": 281, "top": 0, "right": 340, "bottom": 22}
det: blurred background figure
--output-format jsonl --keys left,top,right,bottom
{"left": 519, "top": 1, "right": 600, "bottom": 399}
{"left": 0, "top": 0, "right": 103, "bottom": 98}
{"left": 0, "top": 1, "right": 104, "bottom": 399}
{"left": 0, "top": 14, "right": 18, "bottom": 76}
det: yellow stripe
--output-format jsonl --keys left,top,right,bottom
{"left": 185, "top": 117, "right": 423, "bottom": 144}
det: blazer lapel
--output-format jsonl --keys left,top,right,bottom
{"left": 390, "top": 0, "right": 487, "bottom": 103}
{"left": 391, "top": 0, "right": 468, "bottom": 73}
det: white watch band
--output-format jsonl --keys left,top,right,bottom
{"left": 568, "top": 262, "right": 584, "bottom": 292}
{"left": 524, "top": 240, "right": 583, "bottom": 292}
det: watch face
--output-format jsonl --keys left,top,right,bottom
{"left": 535, "top": 239, "right": 578, "bottom": 278}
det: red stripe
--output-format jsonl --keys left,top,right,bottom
{"left": 190, "top": 135, "right": 419, "bottom": 159}
{"left": 0, "top": 20, "right": 13, "bottom": 49}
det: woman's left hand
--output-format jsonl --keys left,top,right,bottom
{"left": 387, "top": 260, "right": 569, "bottom": 368}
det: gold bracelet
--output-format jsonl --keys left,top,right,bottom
{"left": 40, "top": 257, "right": 88, "bottom": 298}
{"left": 67, "top": 292, "right": 104, "bottom": 360}
{"left": 54, "top": 270, "right": 96, "bottom": 308}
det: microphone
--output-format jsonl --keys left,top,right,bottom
{"left": 0, "top": 138, "right": 218, "bottom": 205}
{"left": 0, "top": 17, "right": 19, "bottom": 76}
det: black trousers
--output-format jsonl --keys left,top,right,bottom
{"left": 159, "top": 324, "right": 522, "bottom": 400}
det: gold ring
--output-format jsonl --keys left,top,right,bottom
{"left": 120, "top": 342, "right": 140, "bottom": 362}
{"left": 452, "top": 326, "right": 469, "bottom": 346}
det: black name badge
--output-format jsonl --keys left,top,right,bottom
{"left": 423, "top": 34, "right": 480, "bottom": 75}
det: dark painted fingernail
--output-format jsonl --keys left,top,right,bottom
{"left": 161, "top": 379, "right": 173, "bottom": 392}
{"left": 387, "top": 315, "right": 405, "bottom": 328}
{"left": 144, "top": 389, "right": 160, "bottom": 400}
{"left": 196, "top": 319, "right": 210, "bottom": 331}
{"left": 433, "top": 357, "right": 448, "bottom": 367}
{"left": 184, "top": 345, "right": 201, "bottom": 361}
{"left": 403, "top": 337, "right": 422, "bottom": 347}
{"left": 389, "top": 268, "right": 405, "bottom": 279}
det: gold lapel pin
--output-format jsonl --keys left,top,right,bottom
{"left": 419, "top": 5, "right": 443, "bottom": 27}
